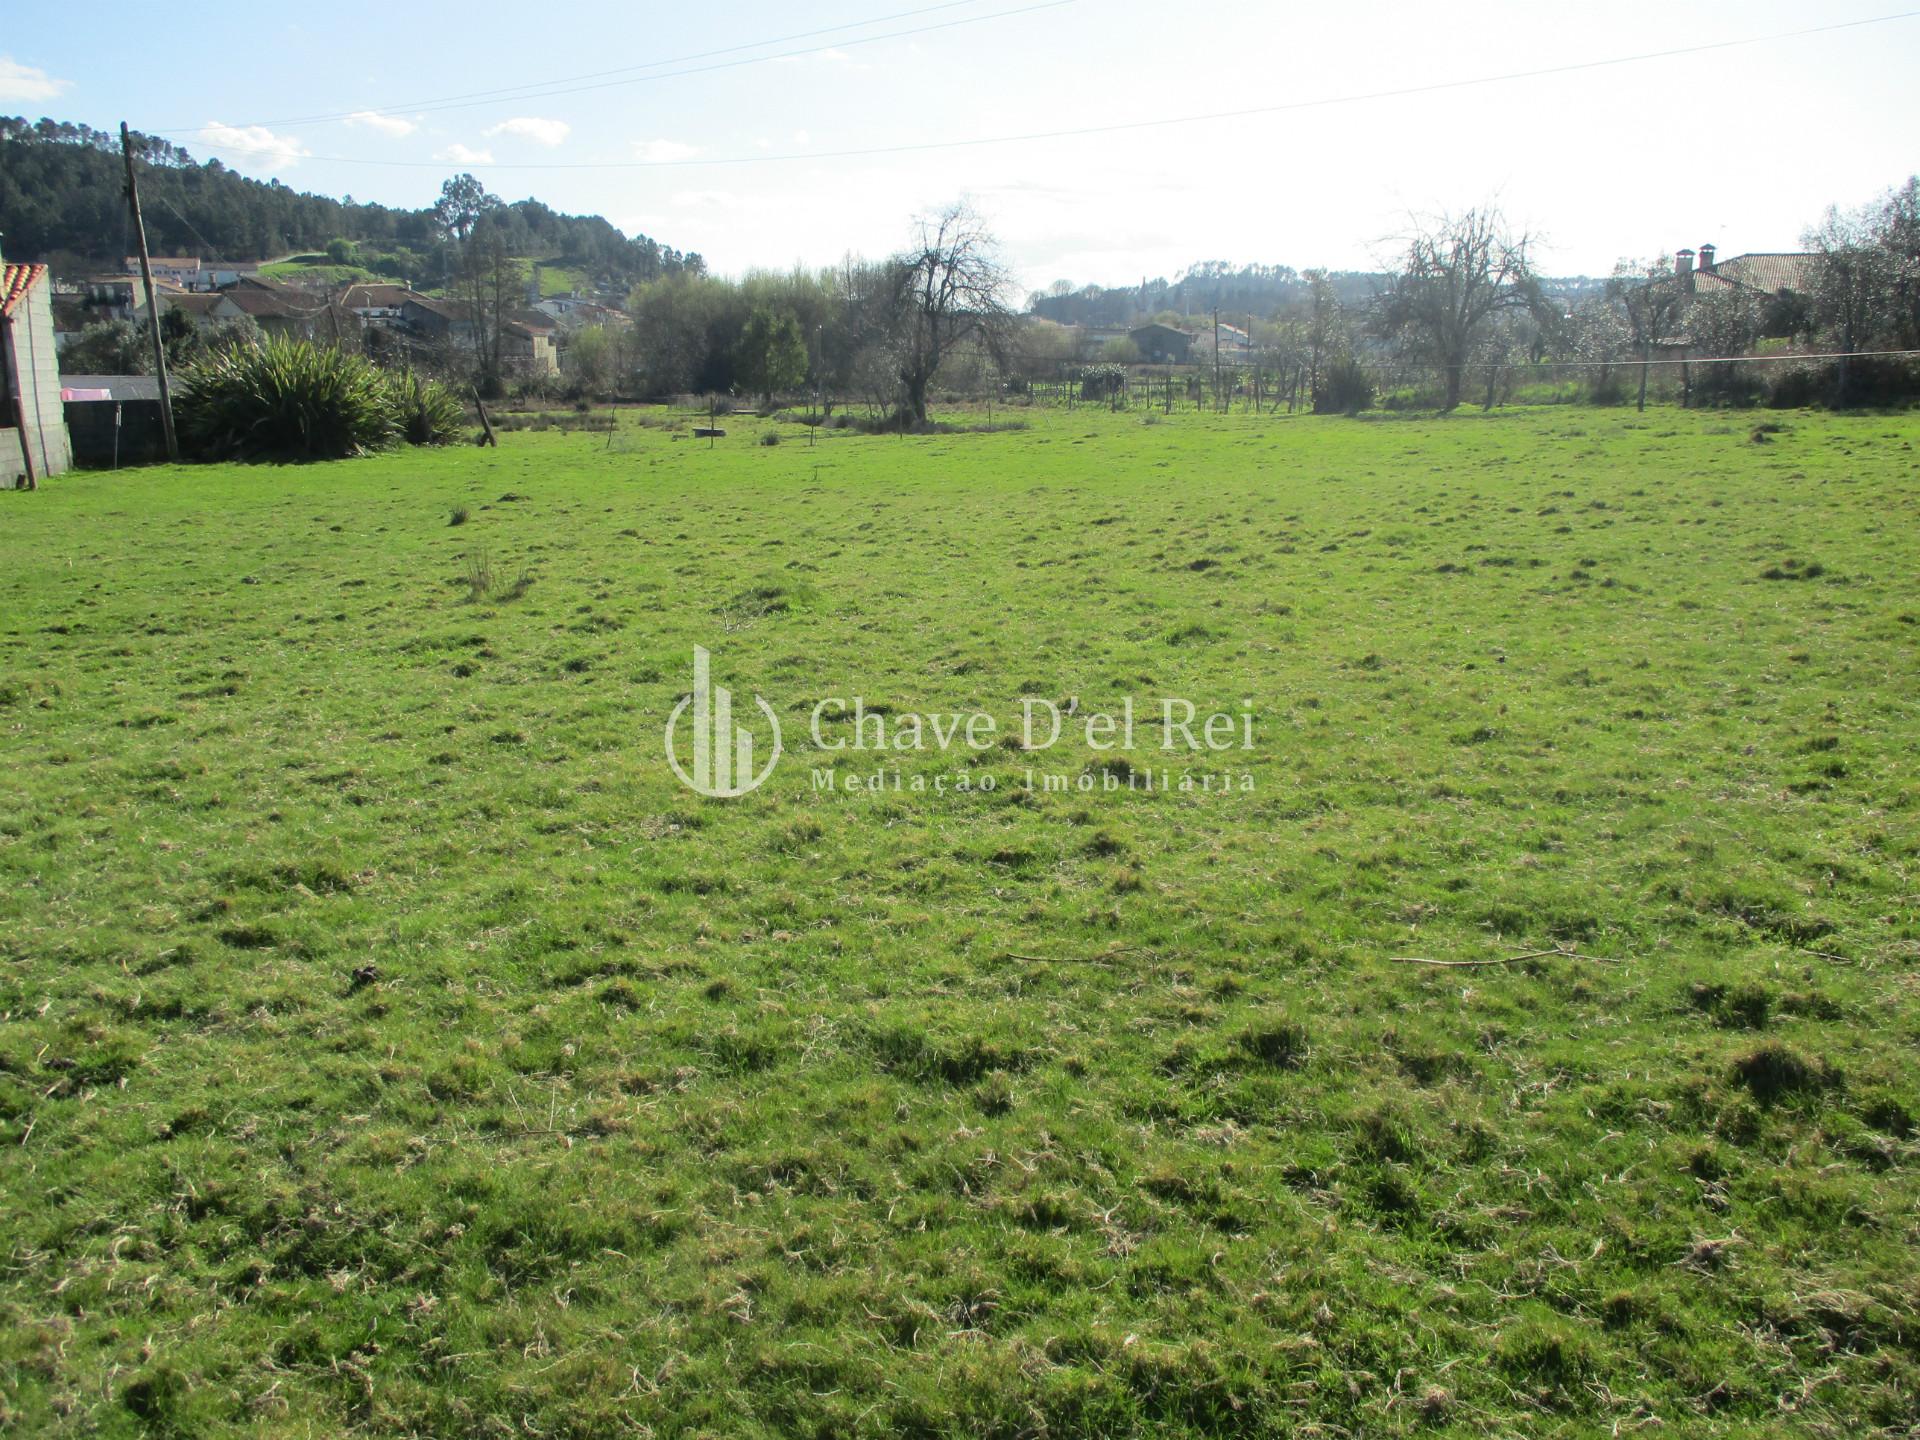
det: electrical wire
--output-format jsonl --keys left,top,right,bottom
{"left": 228, "top": 7, "right": 1917, "bottom": 171}
{"left": 152, "top": 0, "right": 1074, "bottom": 135}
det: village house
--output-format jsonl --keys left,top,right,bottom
{"left": 81, "top": 273, "right": 186, "bottom": 323}
{"left": 126, "top": 255, "right": 202, "bottom": 289}
{"left": 2, "top": 247, "right": 73, "bottom": 487}
{"left": 339, "top": 282, "right": 422, "bottom": 327}
{"left": 1190, "top": 321, "right": 1255, "bottom": 366}
{"left": 133, "top": 289, "right": 247, "bottom": 327}
{"left": 200, "top": 260, "right": 261, "bottom": 290}
{"left": 531, "top": 292, "right": 593, "bottom": 320}
{"left": 401, "top": 293, "right": 476, "bottom": 347}
{"left": 219, "top": 276, "right": 357, "bottom": 342}
{"left": 401, "top": 294, "right": 558, "bottom": 377}
{"left": 1674, "top": 243, "right": 1813, "bottom": 300}
{"left": 531, "top": 294, "right": 631, "bottom": 331}
{"left": 501, "top": 318, "right": 559, "bottom": 378}
{"left": 1128, "top": 322, "right": 1195, "bottom": 364}
{"left": 118, "top": 256, "right": 259, "bottom": 292}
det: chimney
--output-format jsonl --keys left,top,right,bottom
{"left": 1675, "top": 247, "right": 1695, "bottom": 279}
{"left": 1697, "top": 243, "right": 1716, "bottom": 273}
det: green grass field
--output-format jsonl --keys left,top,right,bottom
{"left": 533, "top": 262, "right": 589, "bottom": 298}
{"left": 256, "top": 257, "right": 383, "bottom": 288}
{"left": 3, "top": 404, "right": 1918, "bottom": 1437}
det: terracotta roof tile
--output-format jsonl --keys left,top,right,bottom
{"left": 1701, "top": 253, "right": 1812, "bottom": 295}
{"left": 1, "top": 262, "right": 48, "bottom": 320}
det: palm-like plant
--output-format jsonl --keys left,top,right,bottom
{"left": 178, "top": 338, "right": 401, "bottom": 461}
{"left": 390, "top": 368, "right": 465, "bottom": 446}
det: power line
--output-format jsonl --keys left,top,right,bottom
{"left": 154, "top": 0, "right": 1075, "bottom": 136}
{"left": 248, "top": 7, "right": 1918, "bottom": 172}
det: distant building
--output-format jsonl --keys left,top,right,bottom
{"left": 501, "top": 320, "right": 559, "bottom": 378}
{"left": 2, "top": 248, "right": 73, "bottom": 487}
{"left": 1191, "top": 322, "right": 1254, "bottom": 365}
{"left": 201, "top": 260, "right": 260, "bottom": 290}
{"left": 532, "top": 295, "right": 630, "bottom": 330}
{"left": 82, "top": 274, "right": 185, "bottom": 322}
{"left": 126, "top": 255, "right": 201, "bottom": 289}
{"left": 399, "top": 295, "right": 557, "bottom": 376}
{"left": 1674, "top": 244, "right": 1813, "bottom": 300}
{"left": 220, "top": 277, "right": 356, "bottom": 342}
{"left": 134, "top": 289, "right": 247, "bottom": 326}
{"left": 1128, "top": 323, "right": 1195, "bottom": 364}
{"left": 533, "top": 293, "right": 592, "bottom": 320}
{"left": 110, "top": 256, "right": 262, "bottom": 292}
{"left": 339, "top": 283, "right": 424, "bottom": 326}
{"left": 401, "top": 294, "right": 476, "bottom": 346}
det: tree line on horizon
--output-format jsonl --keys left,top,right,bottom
{"left": 20, "top": 108, "right": 1916, "bottom": 419}
{"left": 600, "top": 174, "right": 1918, "bottom": 418}
{"left": 0, "top": 117, "right": 701, "bottom": 291}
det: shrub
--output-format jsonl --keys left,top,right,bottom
{"left": 1767, "top": 356, "right": 1920, "bottom": 409}
{"left": 178, "top": 338, "right": 400, "bottom": 461}
{"left": 1586, "top": 373, "right": 1628, "bottom": 406}
{"left": 1314, "top": 357, "right": 1374, "bottom": 415}
{"left": 1075, "top": 363, "right": 1128, "bottom": 403}
{"left": 389, "top": 369, "right": 464, "bottom": 446}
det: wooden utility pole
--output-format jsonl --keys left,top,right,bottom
{"left": 1212, "top": 308, "right": 1222, "bottom": 412}
{"left": 120, "top": 123, "right": 179, "bottom": 463}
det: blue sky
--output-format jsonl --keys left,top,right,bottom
{"left": 4, "top": 0, "right": 1916, "bottom": 290}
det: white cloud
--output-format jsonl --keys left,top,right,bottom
{"left": 483, "top": 116, "right": 570, "bottom": 147}
{"left": 346, "top": 110, "right": 417, "bottom": 138}
{"left": 790, "top": 129, "right": 810, "bottom": 146}
{"left": 631, "top": 138, "right": 699, "bottom": 164}
{"left": 197, "top": 121, "right": 310, "bottom": 169}
{"left": 437, "top": 143, "right": 494, "bottom": 165}
{"left": 0, "top": 57, "right": 71, "bottom": 102}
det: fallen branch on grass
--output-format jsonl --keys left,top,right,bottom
{"left": 1798, "top": 946, "right": 1855, "bottom": 965}
{"left": 1392, "top": 945, "right": 1623, "bottom": 969}
{"left": 1002, "top": 947, "right": 1140, "bottom": 965}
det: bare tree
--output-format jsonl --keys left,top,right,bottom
{"left": 1874, "top": 176, "right": 1920, "bottom": 349}
{"left": 1301, "top": 268, "right": 1344, "bottom": 405}
{"left": 890, "top": 202, "right": 1014, "bottom": 425}
{"left": 1686, "top": 288, "right": 1761, "bottom": 402}
{"left": 1606, "top": 257, "right": 1687, "bottom": 412}
{"left": 1563, "top": 292, "right": 1633, "bottom": 399}
{"left": 1805, "top": 203, "right": 1895, "bottom": 404}
{"left": 1377, "top": 208, "right": 1542, "bottom": 410}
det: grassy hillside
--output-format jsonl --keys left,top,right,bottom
{"left": 2, "top": 405, "right": 1917, "bottom": 1436}
{"left": 534, "top": 261, "right": 589, "bottom": 297}
{"left": 257, "top": 255, "right": 383, "bottom": 287}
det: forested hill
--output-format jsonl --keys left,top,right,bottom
{"left": 0, "top": 117, "right": 701, "bottom": 288}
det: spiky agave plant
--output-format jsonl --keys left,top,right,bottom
{"left": 388, "top": 368, "right": 465, "bottom": 446}
{"left": 177, "top": 338, "right": 402, "bottom": 461}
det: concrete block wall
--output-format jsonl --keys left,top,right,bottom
{"left": 2, "top": 274, "right": 74, "bottom": 488}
